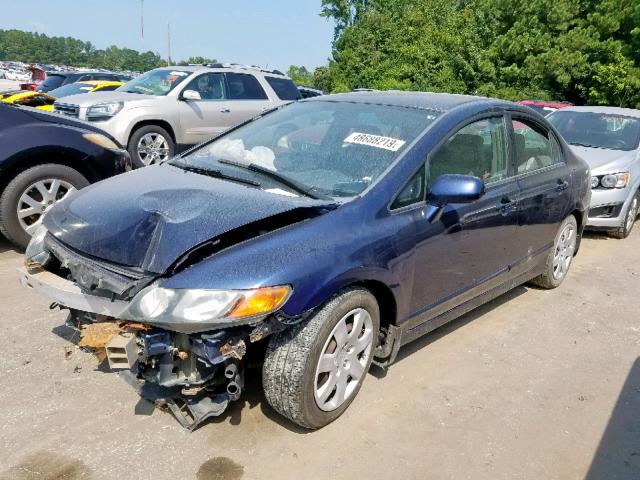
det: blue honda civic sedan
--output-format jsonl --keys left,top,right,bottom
{"left": 20, "top": 92, "right": 591, "bottom": 430}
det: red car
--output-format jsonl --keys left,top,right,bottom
{"left": 518, "top": 100, "right": 572, "bottom": 117}
{"left": 18, "top": 66, "right": 47, "bottom": 91}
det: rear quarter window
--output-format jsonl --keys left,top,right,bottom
{"left": 265, "top": 76, "right": 301, "bottom": 100}
{"left": 226, "top": 73, "right": 268, "bottom": 100}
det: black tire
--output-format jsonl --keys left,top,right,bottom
{"left": 262, "top": 288, "right": 380, "bottom": 429}
{"left": 0, "top": 164, "right": 89, "bottom": 249}
{"left": 127, "top": 125, "right": 175, "bottom": 167}
{"left": 609, "top": 192, "right": 639, "bottom": 239}
{"left": 529, "top": 215, "right": 578, "bottom": 289}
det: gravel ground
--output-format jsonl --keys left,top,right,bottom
{"left": 0, "top": 227, "right": 638, "bottom": 480}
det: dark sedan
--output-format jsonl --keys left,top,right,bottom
{"left": 19, "top": 92, "right": 591, "bottom": 430}
{"left": 0, "top": 103, "right": 131, "bottom": 248}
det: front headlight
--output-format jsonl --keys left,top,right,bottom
{"left": 82, "top": 133, "right": 119, "bottom": 150}
{"left": 124, "top": 285, "right": 292, "bottom": 330}
{"left": 86, "top": 102, "right": 123, "bottom": 121}
{"left": 590, "top": 176, "right": 600, "bottom": 189}
{"left": 600, "top": 172, "right": 630, "bottom": 189}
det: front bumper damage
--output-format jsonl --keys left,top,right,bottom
{"left": 18, "top": 265, "right": 295, "bottom": 430}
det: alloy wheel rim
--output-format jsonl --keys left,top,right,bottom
{"left": 314, "top": 307, "right": 374, "bottom": 412}
{"left": 552, "top": 223, "right": 576, "bottom": 280}
{"left": 137, "top": 133, "right": 170, "bottom": 165}
{"left": 625, "top": 197, "right": 638, "bottom": 232}
{"left": 17, "top": 179, "right": 76, "bottom": 235}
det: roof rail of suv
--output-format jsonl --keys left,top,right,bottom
{"left": 204, "top": 63, "right": 286, "bottom": 76}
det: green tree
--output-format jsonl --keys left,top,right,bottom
{"left": 287, "top": 65, "right": 314, "bottom": 85}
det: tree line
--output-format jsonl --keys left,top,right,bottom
{"left": 294, "top": 0, "right": 640, "bottom": 107}
{"left": 0, "top": 29, "right": 171, "bottom": 72}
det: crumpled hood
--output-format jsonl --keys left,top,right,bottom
{"left": 568, "top": 145, "right": 638, "bottom": 174}
{"left": 43, "top": 164, "right": 332, "bottom": 273}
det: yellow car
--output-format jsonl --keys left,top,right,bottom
{"left": 0, "top": 90, "right": 56, "bottom": 111}
{"left": 0, "top": 80, "right": 124, "bottom": 111}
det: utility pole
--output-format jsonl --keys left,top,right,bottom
{"left": 167, "top": 22, "right": 172, "bottom": 66}
{"left": 140, "top": 0, "right": 144, "bottom": 39}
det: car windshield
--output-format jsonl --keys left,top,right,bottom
{"left": 548, "top": 111, "right": 640, "bottom": 151}
{"left": 48, "top": 82, "right": 94, "bottom": 98}
{"left": 117, "top": 69, "right": 190, "bottom": 96}
{"left": 172, "top": 101, "right": 438, "bottom": 198}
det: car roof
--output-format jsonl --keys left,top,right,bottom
{"left": 160, "top": 64, "right": 290, "bottom": 77}
{"left": 556, "top": 105, "right": 640, "bottom": 118}
{"left": 305, "top": 90, "right": 512, "bottom": 112}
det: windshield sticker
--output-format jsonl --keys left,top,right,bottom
{"left": 344, "top": 132, "right": 406, "bottom": 151}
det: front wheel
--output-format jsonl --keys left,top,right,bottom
{"left": 609, "top": 192, "right": 639, "bottom": 239}
{"left": 128, "top": 125, "right": 175, "bottom": 167}
{"left": 529, "top": 215, "right": 578, "bottom": 289}
{"left": 0, "top": 164, "right": 89, "bottom": 249}
{"left": 262, "top": 288, "right": 380, "bottom": 429}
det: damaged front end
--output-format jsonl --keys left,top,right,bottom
{"left": 20, "top": 223, "right": 310, "bottom": 430}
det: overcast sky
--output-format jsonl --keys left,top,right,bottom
{"left": 0, "top": 0, "right": 335, "bottom": 71}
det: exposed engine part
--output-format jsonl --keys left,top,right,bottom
{"left": 105, "top": 333, "right": 137, "bottom": 369}
{"left": 165, "top": 394, "right": 229, "bottom": 431}
{"left": 219, "top": 338, "right": 246, "bottom": 359}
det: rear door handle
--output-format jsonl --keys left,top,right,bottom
{"left": 555, "top": 179, "right": 569, "bottom": 192}
{"left": 220, "top": 107, "right": 231, "bottom": 113}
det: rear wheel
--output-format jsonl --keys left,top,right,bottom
{"left": 609, "top": 192, "right": 639, "bottom": 239}
{"left": 0, "top": 164, "right": 89, "bottom": 248}
{"left": 128, "top": 125, "right": 175, "bottom": 167}
{"left": 262, "top": 288, "right": 379, "bottom": 429}
{"left": 529, "top": 215, "right": 578, "bottom": 289}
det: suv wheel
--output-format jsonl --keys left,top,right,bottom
{"left": 609, "top": 192, "right": 639, "bottom": 239}
{"left": 0, "top": 164, "right": 89, "bottom": 248}
{"left": 263, "top": 288, "right": 379, "bottom": 429}
{"left": 128, "top": 125, "right": 175, "bottom": 166}
{"left": 529, "top": 215, "right": 578, "bottom": 289}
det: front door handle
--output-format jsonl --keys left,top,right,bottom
{"left": 555, "top": 179, "right": 569, "bottom": 192}
{"left": 220, "top": 107, "right": 231, "bottom": 113}
{"left": 497, "top": 197, "right": 517, "bottom": 216}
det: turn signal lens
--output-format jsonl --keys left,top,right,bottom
{"left": 82, "top": 133, "right": 119, "bottom": 150}
{"left": 229, "top": 286, "right": 292, "bottom": 319}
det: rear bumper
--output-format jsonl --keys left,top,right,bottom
{"left": 17, "top": 266, "right": 128, "bottom": 316}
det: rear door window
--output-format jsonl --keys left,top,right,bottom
{"left": 225, "top": 73, "right": 268, "bottom": 100}
{"left": 265, "top": 76, "right": 301, "bottom": 100}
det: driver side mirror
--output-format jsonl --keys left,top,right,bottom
{"left": 425, "top": 174, "right": 485, "bottom": 223}
{"left": 181, "top": 90, "right": 202, "bottom": 101}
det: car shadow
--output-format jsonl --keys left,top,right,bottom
{"left": 584, "top": 357, "right": 640, "bottom": 479}
{"left": 371, "top": 285, "right": 529, "bottom": 378}
{"left": 582, "top": 231, "right": 611, "bottom": 241}
{"left": 0, "top": 235, "right": 20, "bottom": 255}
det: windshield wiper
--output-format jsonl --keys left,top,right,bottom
{"left": 218, "top": 159, "right": 332, "bottom": 200}
{"left": 176, "top": 164, "right": 261, "bottom": 187}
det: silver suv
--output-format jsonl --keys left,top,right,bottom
{"left": 53, "top": 64, "right": 300, "bottom": 166}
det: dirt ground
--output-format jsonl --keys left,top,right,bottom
{"left": 0, "top": 228, "right": 638, "bottom": 480}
